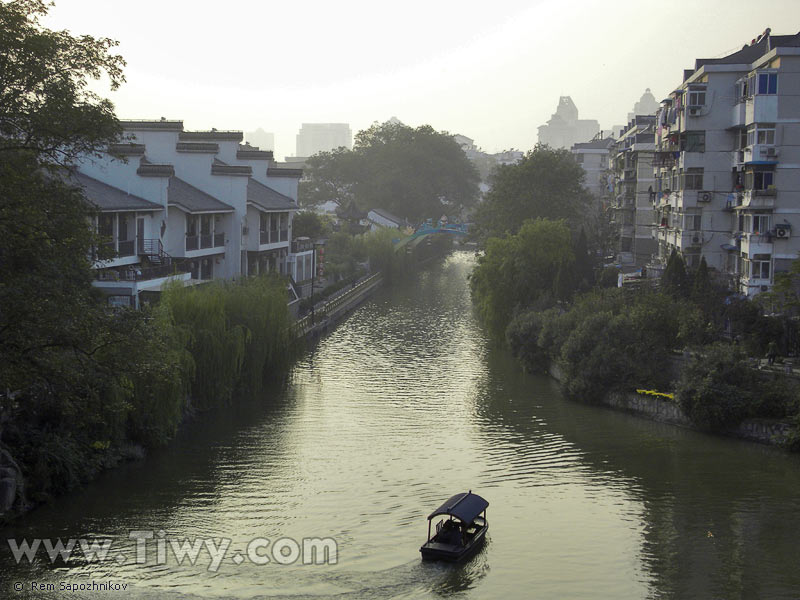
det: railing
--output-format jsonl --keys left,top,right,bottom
{"left": 200, "top": 233, "right": 213, "bottom": 249}
{"left": 96, "top": 263, "right": 189, "bottom": 282}
{"left": 260, "top": 230, "right": 269, "bottom": 244}
{"left": 118, "top": 240, "right": 135, "bottom": 257}
{"left": 186, "top": 235, "right": 199, "bottom": 251}
{"left": 280, "top": 229, "right": 288, "bottom": 242}
{"left": 214, "top": 232, "right": 225, "bottom": 247}
{"left": 270, "top": 229, "right": 279, "bottom": 243}
{"left": 140, "top": 238, "right": 162, "bottom": 256}
{"left": 294, "top": 272, "right": 383, "bottom": 334}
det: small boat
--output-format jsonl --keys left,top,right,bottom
{"left": 419, "top": 490, "right": 488, "bottom": 561}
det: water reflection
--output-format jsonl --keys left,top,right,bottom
{"left": 2, "top": 252, "right": 800, "bottom": 599}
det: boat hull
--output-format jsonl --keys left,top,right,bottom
{"left": 419, "top": 524, "right": 487, "bottom": 562}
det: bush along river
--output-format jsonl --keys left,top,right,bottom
{"left": 2, "top": 250, "right": 800, "bottom": 599}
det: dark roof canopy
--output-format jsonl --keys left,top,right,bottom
{"left": 427, "top": 491, "right": 488, "bottom": 523}
{"left": 168, "top": 177, "right": 234, "bottom": 214}
{"left": 247, "top": 178, "right": 297, "bottom": 211}
{"left": 71, "top": 171, "right": 162, "bottom": 212}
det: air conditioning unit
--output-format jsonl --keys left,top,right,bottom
{"left": 775, "top": 224, "right": 791, "bottom": 239}
{"left": 689, "top": 107, "right": 700, "bottom": 115}
{"left": 698, "top": 190, "right": 713, "bottom": 202}
{"left": 692, "top": 235, "right": 700, "bottom": 244}
{"left": 766, "top": 147, "right": 778, "bottom": 157}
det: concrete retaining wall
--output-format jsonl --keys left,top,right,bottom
{"left": 547, "top": 361, "right": 792, "bottom": 447}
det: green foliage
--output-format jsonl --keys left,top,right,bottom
{"left": 162, "top": 275, "right": 294, "bottom": 409}
{"left": 506, "top": 311, "right": 551, "bottom": 373}
{"left": 300, "top": 121, "right": 480, "bottom": 221}
{"left": 472, "top": 144, "right": 590, "bottom": 240}
{"left": 0, "top": 0, "right": 125, "bottom": 163}
{"left": 470, "top": 218, "right": 574, "bottom": 339}
{"left": 291, "top": 211, "right": 331, "bottom": 240}
{"left": 676, "top": 343, "right": 783, "bottom": 430}
{"left": 661, "top": 249, "right": 689, "bottom": 299}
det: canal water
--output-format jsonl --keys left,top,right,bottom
{"left": 4, "top": 251, "right": 800, "bottom": 599}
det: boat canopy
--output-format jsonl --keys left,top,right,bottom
{"left": 427, "top": 491, "right": 488, "bottom": 523}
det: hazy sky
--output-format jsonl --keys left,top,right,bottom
{"left": 44, "top": 0, "right": 800, "bottom": 158}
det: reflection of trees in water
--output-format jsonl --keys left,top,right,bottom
{"left": 474, "top": 344, "right": 800, "bottom": 598}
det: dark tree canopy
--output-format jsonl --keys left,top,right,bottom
{"left": 300, "top": 121, "right": 480, "bottom": 222}
{"left": 0, "top": 0, "right": 125, "bottom": 164}
{"left": 472, "top": 144, "right": 590, "bottom": 240}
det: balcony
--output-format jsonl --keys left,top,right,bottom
{"left": 186, "top": 235, "right": 199, "bottom": 251}
{"left": 740, "top": 189, "right": 777, "bottom": 209}
{"left": 731, "top": 102, "right": 747, "bottom": 129}
{"left": 745, "top": 94, "right": 778, "bottom": 125}
{"left": 118, "top": 239, "right": 136, "bottom": 257}
{"left": 743, "top": 144, "right": 778, "bottom": 164}
{"left": 96, "top": 263, "right": 190, "bottom": 282}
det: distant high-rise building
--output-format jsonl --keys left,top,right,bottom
{"left": 245, "top": 128, "right": 274, "bottom": 152}
{"left": 295, "top": 123, "right": 352, "bottom": 158}
{"left": 537, "top": 96, "right": 600, "bottom": 149}
{"left": 627, "top": 88, "right": 660, "bottom": 122}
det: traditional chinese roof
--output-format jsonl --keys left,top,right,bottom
{"left": 167, "top": 177, "right": 234, "bottom": 214}
{"left": 71, "top": 171, "right": 162, "bottom": 212}
{"left": 246, "top": 178, "right": 297, "bottom": 211}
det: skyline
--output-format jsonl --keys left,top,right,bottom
{"left": 43, "top": 0, "right": 800, "bottom": 159}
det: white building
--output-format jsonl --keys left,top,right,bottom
{"left": 366, "top": 208, "right": 406, "bottom": 231}
{"left": 608, "top": 116, "right": 657, "bottom": 267}
{"left": 77, "top": 119, "right": 305, "bottom": 307}
{"left": 653, "top": 29, "right": 800, "bottom": 296}
{"left": 571, "top": 136, "right": 614, "bottom": 199}
{"left": 295, "top": 123, "right": 352, "bottom": 158}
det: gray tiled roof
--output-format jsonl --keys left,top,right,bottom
{"left": 247, "top": 178, "right": 297, "bottom": 211}
{"left": 72, "top": 171, "right": 162, "bottom": 212}
{"left": 167, "top": 177, "right": 234, "bottom": 214}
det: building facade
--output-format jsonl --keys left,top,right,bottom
{"left": 295, "top": 123, "right": 352, "bottom": 158}
{"left": 77, "top": 120, "right": 304, "bottom": 307}
{"left": 608, "top": 116, "right": 657, "bottom": 267}
{"left": 652, "top": 29, "right": 800, "bottom": 296}
{"left": 538, "top": 96, "right": 600, "bottom": 150}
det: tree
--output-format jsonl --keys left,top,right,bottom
{"left": 299, "top": 121, "right": 480, "bottom": 222}
{"left": 661, "top": 249, "right": 689, "bottom": 298}
{"left": 470, "top": 218, "right": 574, "bottom": 338}
{"left": 291, "top": 211, "right": 330, "bottom": 240}
{"left": 0, "top": 1, "right": 195, "bottom": 507}
{"left": 0, "top": 0, "right": 125, "bottom": 164}
{"left": 472, "top": 144, "right": 591, "bottom": 240}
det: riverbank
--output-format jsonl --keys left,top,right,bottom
{"left": 547, "top": 360, "right": 795, "bottom": 447}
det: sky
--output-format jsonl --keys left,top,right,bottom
{"left": 43, "top": 0, "right": 800, "bottom": 159}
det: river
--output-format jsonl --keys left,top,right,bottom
{"left": 3, "top": 250, "right": 800, "bottom": 599}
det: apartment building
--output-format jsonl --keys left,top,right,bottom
{"left": 607, "top": 116, "right": 657, "bottom": 267}
{"left": 652, "top": 29, "right": 800, "bottom": 296}
{"left": 77, "top": 119, "right": 308, "bottom": 307}
{"left": 571, "top": 136, "right": 614, "bottom": 199}
{"left": 294, "top": 123, "right": 352, "bottom": 158}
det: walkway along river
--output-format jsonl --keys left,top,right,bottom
{"left": 3, "top": 251, "right": 800, "bottom": 598}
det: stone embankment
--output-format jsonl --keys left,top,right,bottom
{"left": 548, "top": 361, "right": 793, "bottom": 447}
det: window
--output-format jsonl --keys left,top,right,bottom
{"left": 688, "top": 88, "right": 706, "bottom": 107}
{"left": 749, "top": 254, "right": 771, "bottom": 280}
{"left": 682, "top": 168, "right": 704, "bottom": 190}
{"left": 685, "top": 214, "right": 702, "bottom": 230}
{"left": 187, "top": 215, "right": 198, "bottom": 236}
{"left": 757, "top": 125, "right": 775, "bottom": 145}
{"left": 745, "top": 170, "right": 774, "bottom": 190}
{"left": 683, "top": 131, "right": 705, "bottom": 152}
{"left": 757, "top": 72, "right": 778, "bottom": 95}
{"left": 750, "top": 214, "right": 771, "bottom": 234}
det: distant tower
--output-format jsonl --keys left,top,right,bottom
{"left": 628, "top": 88, "right": 660, "bottom": 122}
{"left": 537, "top": 96, "right": 599, "bottom": 149}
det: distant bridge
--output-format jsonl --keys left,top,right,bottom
{"left": 393, "top": 222, "right": 470, "bottom": 250}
